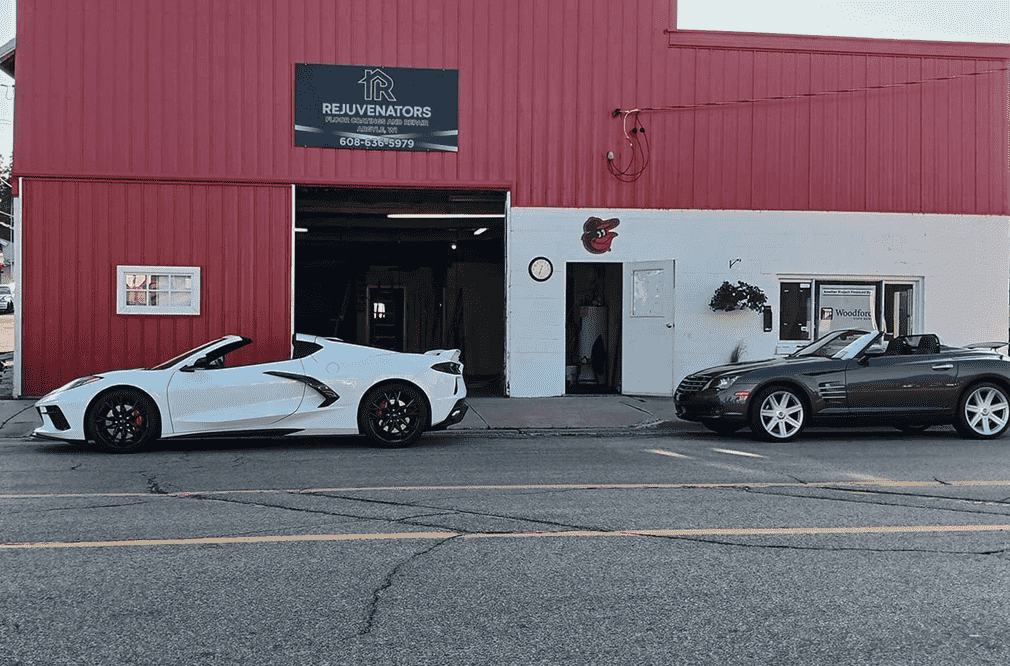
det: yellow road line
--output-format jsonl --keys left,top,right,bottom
{"left": 4, "top": 479, "right": 1010, "bottom": 500}
{"left": 5, "top": 523, "right": 1010, "bottom": 549}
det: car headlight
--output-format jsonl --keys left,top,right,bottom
{"left": 61, "top": 375, "right": 105, "bottom": 392}
{"left": 39, "top": 375, "right": 105, "bottom": 401}
{"left": 711, "top": 375, "right": 740, "bottom": 390}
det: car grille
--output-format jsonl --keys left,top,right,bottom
{"left": 676, "top": 374, "right": 712, "bottom": 396}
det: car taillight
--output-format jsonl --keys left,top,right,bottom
{"left": 432, "top": 362, "right": 462, "bottom": 375}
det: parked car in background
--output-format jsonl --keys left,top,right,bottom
{"left": 34, "top": 334, "right": 469, "bottom": 452}
{"left": 675, "top": 328, "right": 1010, "bottom": 441}
{"left": 0, "top": 284, "right": 12, "bottom": 313}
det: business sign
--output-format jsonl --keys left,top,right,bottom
{"left": 294, "top": 63, "right": 459, "bottom": 152}
{"left": 818, "top": 286, "right": 877, "bottom": 336}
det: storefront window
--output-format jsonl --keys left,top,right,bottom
{"left": 779, "top": 277, "right": 919, "bottom": 344}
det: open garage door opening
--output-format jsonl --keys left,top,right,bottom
{"left": 294, "top": 186, "right": 507, "bottom": 396}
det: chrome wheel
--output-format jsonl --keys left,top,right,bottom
{"left": 359, "top": 383, "right": 428, "bottom": 447}
{"left": 955, "top": 383, "right": 1010, "bottom": 439}
{"left": 751, "top": 387, "right": 806, "bottom": 441}
{"left": 86, "top": 389, "right": 160, "bottom": 453}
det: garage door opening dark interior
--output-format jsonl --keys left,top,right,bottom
{"left": 295, "top": 186, "right": 506, "bottom": 396}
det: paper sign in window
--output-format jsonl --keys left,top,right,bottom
{"left": 632, "top": 268, "right": 664, "bottom": 317}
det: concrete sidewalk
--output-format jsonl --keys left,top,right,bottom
{"left": 0, "top": 398, "right": 41, "bottom": 438}
{"left": 0, "top": 394, "right": 696, "bottom": 440}
{"left": 451, "top": 394, "right": 689, "bottom": 434}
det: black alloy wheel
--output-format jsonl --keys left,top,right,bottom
{"left": 954, "top": 382, "right": 1010, "bottom": 440}
{"left": 700, "top": 419, "right": 743, "bottom": 436}
{"left": 359, "top": 383, "right": 428, "bottom": 447}
{"left": 749, "top": 386, "right": 806, "bottom": 442}
{"left": 86, "top": 389, "right": 161, "bottom": 453}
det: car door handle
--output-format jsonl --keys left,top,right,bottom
{"left": 931, "top": 363, "right": 954, "bottom": 370}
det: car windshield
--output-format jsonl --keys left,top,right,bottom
{"left": 148, "top": 338, "right": 229, "bottom": 371}
{"left": 831, "top": 331, "right": 883, "bottom": 359}
{"left": 790, "top": 329, "right": 871, "bottom": 358}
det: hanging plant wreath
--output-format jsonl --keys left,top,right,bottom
{"left": 709, "top": 281, "right": 767, "bottom": 313}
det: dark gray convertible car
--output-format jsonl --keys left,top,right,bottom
{"left": 675, "top": 329, "right": 1010, "bottom": 441}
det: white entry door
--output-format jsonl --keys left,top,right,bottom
{"left": 622, "top": 260, "right": 675, "bottom": 395}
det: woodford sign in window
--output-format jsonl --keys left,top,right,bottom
{"left": 294, "top": 63, "right": 459, "bottom": 152}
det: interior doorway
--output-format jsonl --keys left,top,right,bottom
{"left": 367, "top": 286, "right": 405, "bottom": 350}
{"left": 884, "top": 284, "right": 914, "bottom": 337}
{"left": 565, "top": 262, "right": 622, "bottom": 394}
{"left": 294, "top": 186, "right": 507, "bottom": 395}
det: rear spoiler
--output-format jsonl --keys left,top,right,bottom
{"left": 965, "top": 342, "right": 1010, "bottom": 351}
{"left": 425, "top": 349, "right": 462, "bottom": 363}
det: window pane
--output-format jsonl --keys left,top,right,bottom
{"left": 125, "top": 273, "right": 148, "bottom": 289}
{"left": 817, "top": 285, "right": 877, "bottom": 336}
{"left": 126, "top": 290, "right": 148, "bottom": 305}
{"left": 171, "top": 275, "right": 192, "bottom": 290}
{"left": 149, "top": 275, "right": 171, "bottom": 289}
{"left": 167, "top": 292, "right": 192, "bottom": 306}
{"left": 632, "top": 268, "right": 664, "bottom": 317}
{"left": 779, "top": 282, "right": 811, "bottom": 340}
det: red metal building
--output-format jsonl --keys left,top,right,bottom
{"left": 8, "top": 0, "right": 1010, "bottom": 397}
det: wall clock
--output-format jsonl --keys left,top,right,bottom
{"left": 529, "top": 256, "right": 553, "bottom": 282}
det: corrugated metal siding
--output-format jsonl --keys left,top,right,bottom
{"left": 12, "top": 0, "right": 1010, "bottom": 213}
{"left": 21, "top": 179, "right": 292, "bottom": 396}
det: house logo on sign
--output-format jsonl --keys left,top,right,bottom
{"left": 358, "top": 69, "right": 396, "bottom": 101}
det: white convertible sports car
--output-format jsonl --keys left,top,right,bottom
{"left": 34, "top": 334, "right": 469, "bottom": 452}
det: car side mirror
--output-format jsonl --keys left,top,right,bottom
{"left": 180, "top": 365, "right": 196, "bottom": 373}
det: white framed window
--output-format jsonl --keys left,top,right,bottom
{"left": 116, "top": 265, "right": 201, "bottom": 315}
{"left": 776, "top": 274, "right": 922, "bottom": 354}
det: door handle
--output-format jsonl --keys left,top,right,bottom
{"left": 931, "top": 363, "right": 953, "bottom": 370}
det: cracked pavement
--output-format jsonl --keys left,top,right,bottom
{"left": 4, "top": 430, "right": 1010, "bottom": 664}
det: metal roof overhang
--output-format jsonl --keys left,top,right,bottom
{"left": 0, "top": 38, "right": 14, "bottom": 78}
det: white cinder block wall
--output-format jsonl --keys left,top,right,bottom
{"left": 506, "top": 207, "right": 1010, "bottom": 398}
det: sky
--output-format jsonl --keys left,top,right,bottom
{"left": 679, "top": 0, "right": 1010, "bottom": 43}
{"left": 0, "top": 1, "right": 1006, "bottom": 164}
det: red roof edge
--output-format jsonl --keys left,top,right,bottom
{"left": 667, "top": 28, "right": 1010, "bottom": 60}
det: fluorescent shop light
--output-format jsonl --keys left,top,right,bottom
{"left": 387, "top": 213, "right": 506, "bottom": 219}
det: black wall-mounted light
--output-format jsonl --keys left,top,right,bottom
{"left": 763, "top": 306, "right": 773, "bottom": 332}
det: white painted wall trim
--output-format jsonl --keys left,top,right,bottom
{"left": 503, "top": 190, "right": 512, "bottom": 396}
{"left": 13, "top": 177, "right": 21, "bottom": 399}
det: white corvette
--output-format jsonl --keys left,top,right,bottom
{"left": 34, "top": 334, "right": 469, "bottom": 452}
